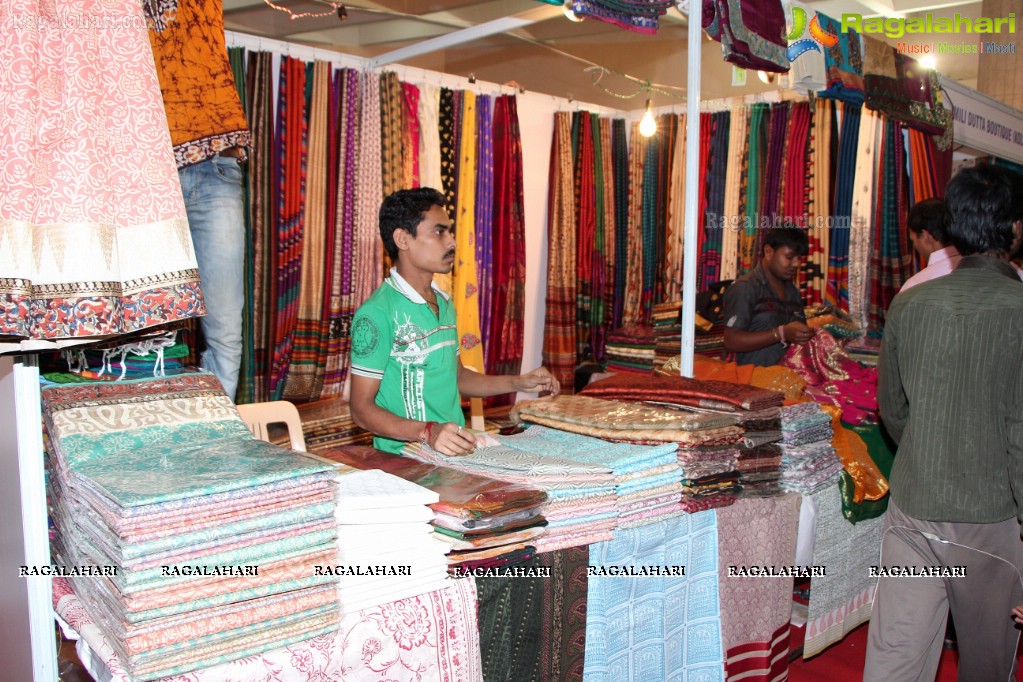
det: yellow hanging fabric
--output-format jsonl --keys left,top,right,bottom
{"left": 453, "top": 92, "right": 485, "bottom": 376}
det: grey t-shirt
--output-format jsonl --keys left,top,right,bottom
{"left": 722, "top": 264, "right": 805, "bottom": 366}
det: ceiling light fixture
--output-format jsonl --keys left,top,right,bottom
{"left": 563, "top": 0, "right": 583, "bottom": 22}
{"left": 639, "top": 98, "right": 657, "bottom": 137}
{"left": 919, "top": 54, "right": 936, "bottom": 70}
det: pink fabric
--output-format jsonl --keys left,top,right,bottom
{"left": 55, "top": 576, "right": 483, "bottom": 681}
{"left": 899, "top": 245, "right": 960, "bottom": 291}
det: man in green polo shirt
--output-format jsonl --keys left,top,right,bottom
{"left": 349, "top": 187, "right": 559, "bottom": 456}
{"left": 864, "top": 165, "right": 1023, "bottom": 681}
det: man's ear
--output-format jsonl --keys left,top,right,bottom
{"left": 393, "top": 227, "right": 412, "bottom": 252}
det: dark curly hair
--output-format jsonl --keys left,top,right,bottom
{"left": 945, "top": 165, "right": 1023, "bottom": 256}
{"left": 378, "top": 187, "right": 446, "bottom": 260}
{"left": 907, "top": 197, "right": 949, "bottom": 244}
{"left": 762, "top": 226, "right": 809, "bottom": 257}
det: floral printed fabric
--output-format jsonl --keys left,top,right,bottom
{"left": 0, "top": 0, "right": 205, "bottom": 348}
{"left": 55, "top": 576, "right": 483, "bottom": 681}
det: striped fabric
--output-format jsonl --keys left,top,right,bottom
{"left": 598, "top": 118, "right": 618, "bottom": 362}
{"left": 612, "top": 118, "right": 630, "bottom": 328}
{"left": 701, "top": 111, "right": 730, "bottom": 290}
{"left": 575, "top": 112, "right": 597, "bottom": 359}
{"left": 281, "top": 61, "right": 331, "bottom": 400}
{"left": 622, "top": 121, "right": 646, "bottom": 326}
{"left": 664, "top": 114, "right": 686, "bottom": 302}
{"left": 475, "top": 95, "right": 494, "bottom": 360}
{"left": 825, "top": 103, "right": 861, "bottom": 311}
{"left": 487, "top": 95, "right": 526, "bottom": 388}
{"left": 354, "top": 70, "right": 383, "bottom": 311}
{"left": 269, "top": 56, "right": 307, "bottom": 400}
{"left": 721, "top": 108, "right": 747, "bottom": 282}
{"left": 543, "top": 112, "right": 578, "bottom": 393}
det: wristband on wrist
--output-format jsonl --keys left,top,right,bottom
{"left": 421, "top": 421, "right": 439, "bottom": 445}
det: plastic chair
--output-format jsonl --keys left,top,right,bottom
{"left": 236, "top": 401, "right": 307, "bottom": 452}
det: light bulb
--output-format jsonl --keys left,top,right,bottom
{"left": 563, "top": 0, "right": 583, "bottom": 22}
{"left": 639, "top": 100, "right": 657, "bottom": 137}
{"left": 919, "top": 54, "right": 936, "bottom": 70}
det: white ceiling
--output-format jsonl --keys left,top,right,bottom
{"left": 224, "top": 0, "right": 984, "bottom": 109}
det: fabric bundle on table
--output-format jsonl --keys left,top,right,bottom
{"left": 844, "top": 335, "right": 881, "bottom": 366}
{"left": 604, "top": 324, "right": 657, "bottom": 374}
{"left": 321, "top": 446, "right": 548, "bottom": 570}
{"left": 42, "top": 372, "right": 340, "bottom": 681}
{"left": 333, "top": 468, "right": 450, "bottom": 612}
{"left": 497, "top": 425, "right": 683, "bottom": 531}
{"left": 581, "top": 374, "right": 786, "bottom": 502}
{"left": 403, "top": 432, "right": 615, "bottom": 553}
{"left": 779, "top": 403, "right": 843, "bottom": 493}
{"left": 582, "top": 372, "right": 783, "bottom": 412}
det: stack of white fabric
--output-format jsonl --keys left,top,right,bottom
{"left": 334, "top": 469, "right": 450, "bottom": 612}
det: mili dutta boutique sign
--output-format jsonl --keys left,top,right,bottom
{"left": 939, "top": 75, "right": 1023, "bottom": 165}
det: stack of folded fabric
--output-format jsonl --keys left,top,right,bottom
{"left": 651, "top": 301, "right": 682, "bottom": 369}
{"left": 779, "top": 403, "right": 844, "bottom": 493}
{"left": 604, "top": 324, "right": 657, "bottom": 374}
{"left": 511, "top": 395, "right": 744, "bottom": 523}
{"left": 581, "top": 374, "right": 785, "bottom": 502}
{"left": 42, "top": 373, "right": 341, "bottom": 682}
{"left": 322, "top": 446, "right": 549, "bottom": 571}
{"left": 403, "top": 433, "right": 615, "bottom": 553}
{"left": 45, "top": 331, "right": 189, "bottom": 383}
{"left": 675, "top": 442, "right": 741, "bottom": 511}
{"left": 333, "top": 468, "right": 450, "bottom": 612}
{"left": 496, "top": 425, "right": 682, "bottom": 530}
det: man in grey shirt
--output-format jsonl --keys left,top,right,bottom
{"left": 722, "top": 227, "right": 814, "bottom": 366}
{"left": 865, "top": 164, "right": 1023, "bottom": 681}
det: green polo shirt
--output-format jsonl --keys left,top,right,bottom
{"left": 879, "top": 255, "right": 1023, "bottom": 523}
{"left": 350, "top": 269, "right": 464, "bottom": 453}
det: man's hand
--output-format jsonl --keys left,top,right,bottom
{"left": 783, "top": 321, "right": 815, "bottom": 344}
{"left": 429, "top": 422, "right": 477, "bottom": 456}
{"left": 512, "top": 366, "right": 560, "bottom": 396}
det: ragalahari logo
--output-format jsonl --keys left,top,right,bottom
{"left": 786, "top": 8, "right": 839, "bottom": 63}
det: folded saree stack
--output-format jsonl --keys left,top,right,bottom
{"left": 42, "top": 373, "right": 340, "bottom": 681}
{"left": 402, "top": 430, "right": 616, "bottom": 552}
{"left": 512, "top": 395, "right": 741, "bottom": 524}
{"left": 321, "top": 446, "right": 549, "bottom": 571}
{"left": 604, "top": 324, "right": 657, "bottom": 374}
{"left": 581, "top": 374, "right": 787, "bottom": 503}
{"left": 333, "top": 468, "right": 450, "bottom": 611}
{"left": 779, "top": 403, "right": 844, "bottom": 493}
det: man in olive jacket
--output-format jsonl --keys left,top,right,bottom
{"left": 865, "top": 164, "right": 1023, "bottom": 681}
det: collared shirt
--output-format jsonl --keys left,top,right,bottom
{"left": 880, "top": 255, "right": 1023, "bottom": 523}
{"left": 899, "top": 245, "right": 961, "bottom": 292}
{"left": 350, "top": 268, "right": 463, "bottom": 453}
{"left": 722, "top": 264, "right": 805, "bottom": 367}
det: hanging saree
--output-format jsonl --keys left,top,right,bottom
{"left": 720, "top": 107, "right": 747, "bottom": 282}
{"left": 664, "top": 114, "right": 687, "bottom": 301}
{"left": 597, "top": 118, "right": 617, "bottom": 362}
{"left": 322, "top": 69, "right": 360, "bottom": 398}
{"left": 240, "top": 51, "right": 274, "bottom": 403}
{"left": 487, "top": 95, "right": 526, "bottom": 388}
{"left": 825, "top": 103, "right": 861, "bottom": 311}
{"left": 621, "top": 122, "right": 647, "bottom": 326}
{"left": 453, "top": 92, "right": 484, "bottom": 375}
{"left": 268, "top": 57, "right": 307, "bottom": 399}
{"left": 612, "top": 119, "right": 630, "bottom": 328}
{"left": 475, "top": 95, "right": 494, "bottom": 363}
{"left": 574, "top": 112, "right": 597, "bottom": 359}
{"left": 701, "top": 111, "right": 730, "bottom": 291}
{"left": 847, "top": 106, "right": 880, "bottom": 332}
{"left": 543, "top": 112, "right": 578, "bottom": 393}
{"left": 401, "top": 82, "right": 421, "bottom": 188}
{"left": 280, "top": 61, "right": 330, "bottom": 401}
{"left": 353, "top": 70, "right": 383, "bottom": 308}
